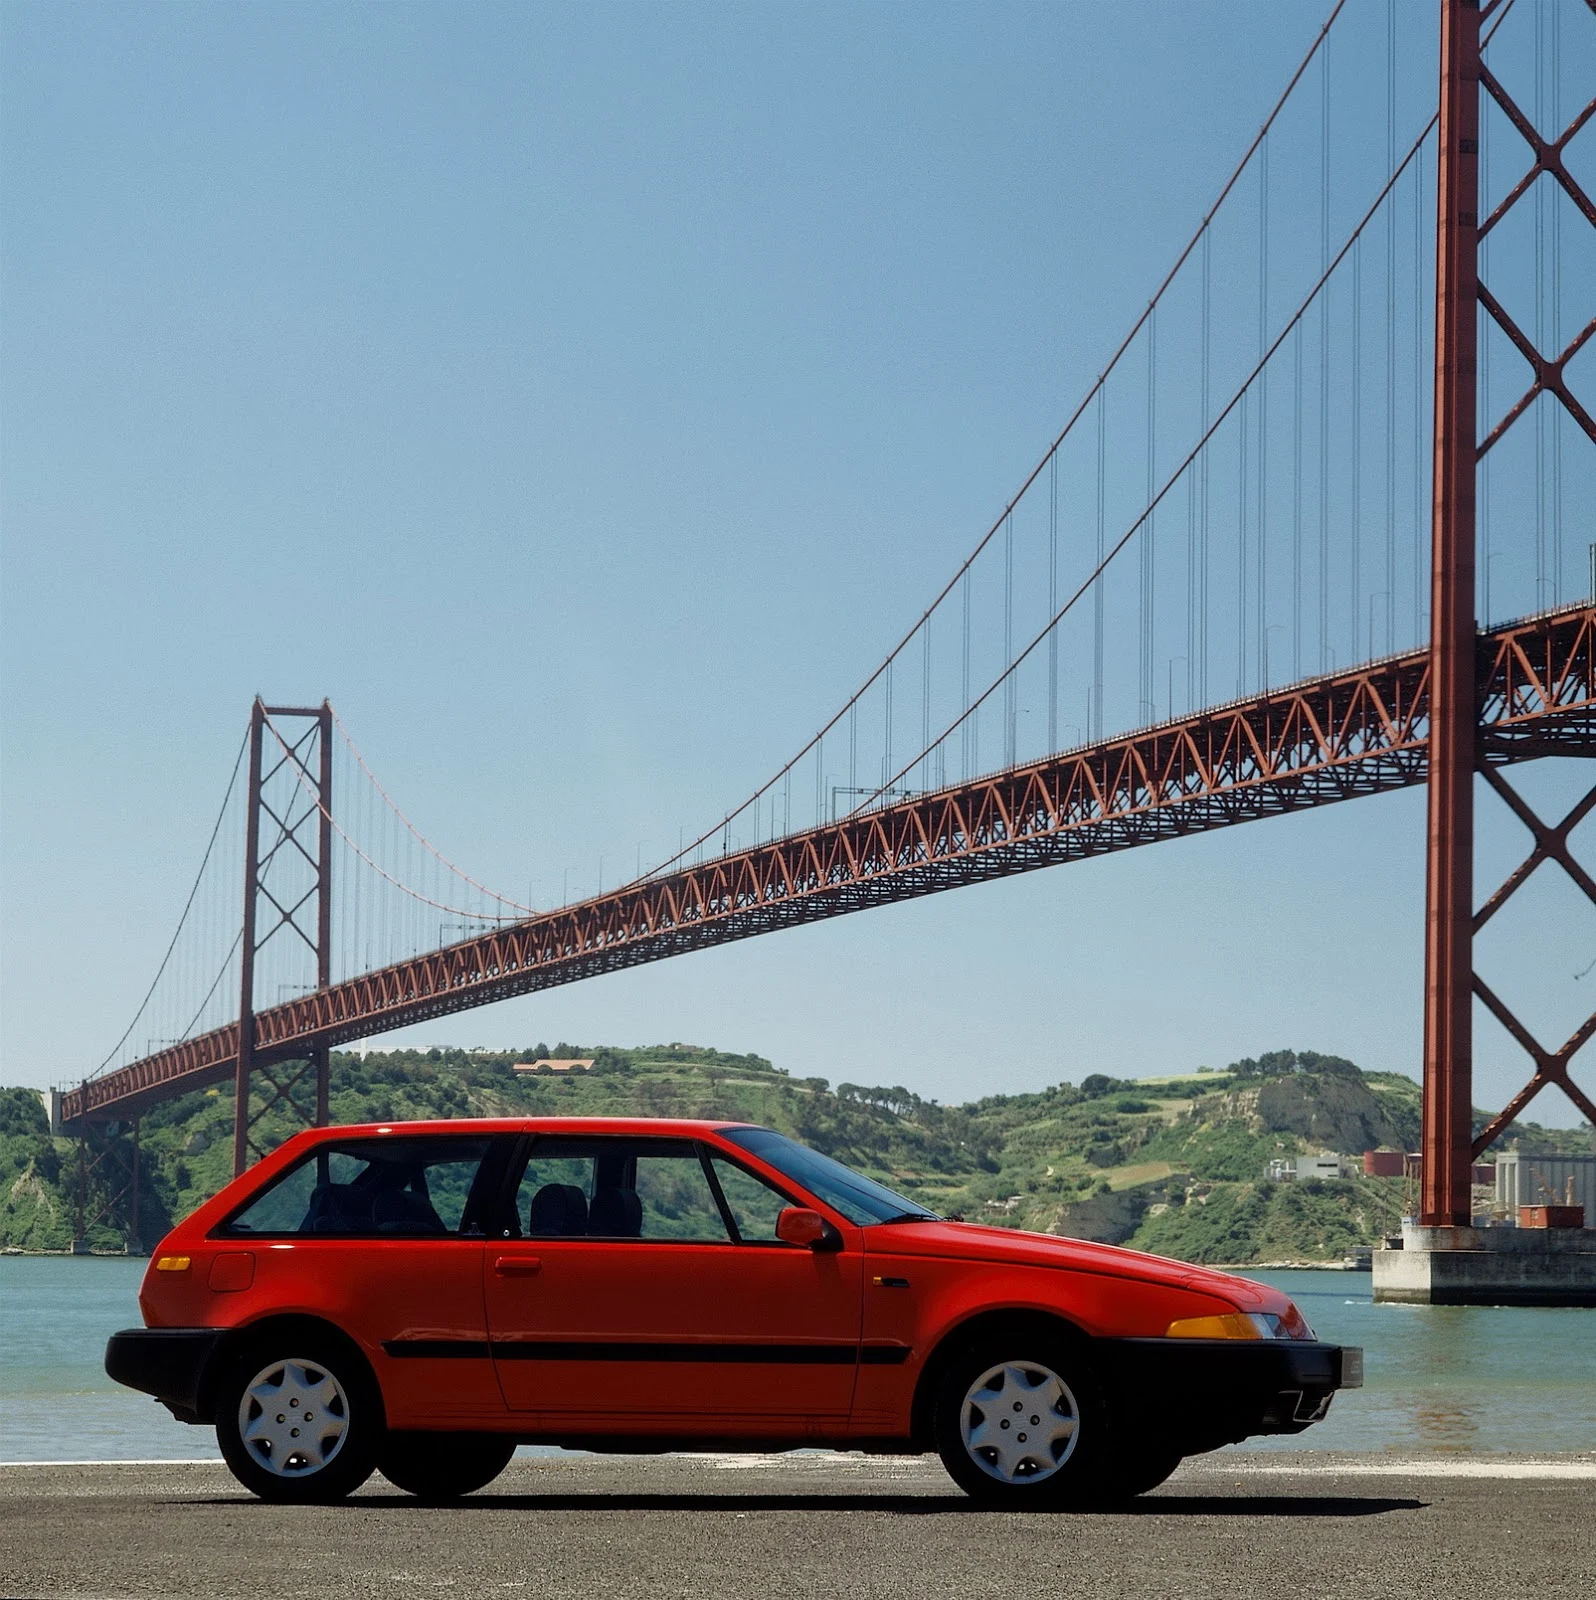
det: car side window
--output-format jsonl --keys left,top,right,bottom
{"left": 513, "top": 1153, "right": 598, "bottom": 1238}
{"left": 511, "top": 1137, "right": 733, "bottom": 1243}
{"left": 709, "top": 1154, "right": 793, "bottom": 1243}
{"left": 220, "top": 1136, "right": 495, "bottom": 1238}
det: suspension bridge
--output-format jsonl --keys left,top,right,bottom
{"left": 58, "top": 0, "right": 1596, "bottom": 1262}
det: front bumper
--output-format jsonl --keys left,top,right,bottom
{"left": 105, "top": 1328, "right": 225, "bottom": 1424}
{"left": 1096, "top": 1338, "right": 1361, "bottom": 1454}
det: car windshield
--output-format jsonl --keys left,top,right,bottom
{"left": 721, "top": 1128, "right": 940, "bottom": 1227}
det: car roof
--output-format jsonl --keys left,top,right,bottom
{"left": 297, "top": 1116, "right": 755, "bottom": 1139}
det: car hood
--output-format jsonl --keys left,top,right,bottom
{"left": 868, "top": 1219, "right": 1281, "bottom": 1313}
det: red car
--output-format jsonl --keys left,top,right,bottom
{"left": 107, "top": 1117, "right": 1360, "bottom": 1505}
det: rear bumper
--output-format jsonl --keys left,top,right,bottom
{"left": 105, "top": 1328, "right": 224, "bottom": 1425}
{"left": 1096, "top": 1338, "right": 1361, "bottom": 1454}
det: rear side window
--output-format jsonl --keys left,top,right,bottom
{"left": 219, "top": 1136, "right": 495, "bottom": 1238}
{"left": 511, "top": 1136, "right": 733, "bottom": 1242}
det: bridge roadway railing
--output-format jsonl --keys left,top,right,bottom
{"left": 63, "top": 602, "right": 1596, "bottom": 1126}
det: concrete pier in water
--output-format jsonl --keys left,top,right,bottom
{"left": 1372, "top": 1221, "right": 1596, "bottom": 1306}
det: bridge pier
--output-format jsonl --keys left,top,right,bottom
{"left": 1374, "top": 1222, "right": 1596, "bottom": 1307}
{"left": 69, "top": 1116, "right": 147, "bottom": 1254}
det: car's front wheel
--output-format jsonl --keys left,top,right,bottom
{"left": 1106, "top": 1448, "right": 1183, "bottom": 1500}
{"left": 933, "top": 1337, "right": 1116, "bottom": 1508}
{"left": 215, "top": 1340, "right": 380, "bottom": 1503}
{"left": 378, "top": 1432, "right": 516, "bottom": 1500}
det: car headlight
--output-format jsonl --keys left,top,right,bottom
{"left": 1165, "top": 1306, "right": 1314, "bottom": 1340}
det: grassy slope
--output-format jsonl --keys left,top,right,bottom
{"left": 3, "top": 1046, "right": 1590, "bottom": 1260}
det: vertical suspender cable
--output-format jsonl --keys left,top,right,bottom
{"left": 1386, "top": 0, "right": 1397, "bottom": 650}
{"left": 961, "top": 571, "right": 972, "bottom": 777}
{"left": 1186, "top": 436, "right": 1197, "bottom": 711}
{"left": 1094, "top": 389, "right": 1106, "bottom": 739}
{"left": 883, "top": 658, "right": 894, "bottom": 797}
{"left": 1415, "top": 138, "right": 1426, "bottom": 637}
{"left": 1258, "top": 132, "right": 1270, "bottom": 687}
{"left": 922, "top": 618, "right": 932, "bottom": 790}
{"left": 1319, "top": 35, "right": 1331, "bottom": 668}
{"left": 1201, "top": 229, "right": 1211, "bottom": 706}
{"left": 1534, "top": 0, "right": 1546, "bottom": 606}
{"left": 1239, "top": 390, "right": 1250, "bottom": 697}
{"left": 1550, "top": 0, "right": 1562, "bottom": 602}
{"left": 1144, "top": 308, "right": 1157, "bottom": 720}
{"left": 959, "top": 572, "right": 972, "bottom": 777}
{"left": 1004, "top": 510, "right": 1015, "bottom": 764}
{"left": 1351, "top": 235, "right": 1362, "bottom": 663}
{"left": 1048, "top": 450, "right": 1059, "bottom": 750}
{"left": 1293, "top": 321, "right": 1304, "bottom": 678}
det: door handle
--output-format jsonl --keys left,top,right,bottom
{"left": 494, "top": 1255, "right": 542, "bottom": 1277}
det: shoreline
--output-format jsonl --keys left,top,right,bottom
{"left": 4, "top": 1249, "right": 1377, "bottom": 1269}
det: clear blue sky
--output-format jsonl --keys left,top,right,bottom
{"left": 2, "top": 0, "right": 1591, "bottom": 1126}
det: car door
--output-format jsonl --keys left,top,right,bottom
{"left": 483, "top": 1134, "right": 863, "bottom": 1430}
{"left": 217, "top": 1131, "right": 510, "bottom": 1430}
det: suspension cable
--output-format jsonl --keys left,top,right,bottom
{"left": 639, "top": 0, "right": 1351, "bottom": 882}
{"left": 92, "top": 727, "right": 249, "bottom": 1075}
{"left": 178, "top": 929, "right": 245, "bottom": 1041}
{"left": 866, "top": 111, "right": 1441, "bottom": 813}
{"left": 331, "top": 708, "right": 532, "bottom": 913}
{"left": 264, "top": 713, "right": 523, "bottom": 923}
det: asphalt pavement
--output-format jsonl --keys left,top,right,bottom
{"left": 1, "top": 1450, "right": 1591, "bottom": 1600}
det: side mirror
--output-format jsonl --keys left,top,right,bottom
{"left": 776, "top": 1206, "right": 841, "bottom": 1251}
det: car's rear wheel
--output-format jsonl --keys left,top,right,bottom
{"left": 933, "top": 1337, "right": 1113, "bottom": 1508}
{"left": 378, "top": 1432, "right": 516, "bottom": 1500}
{"left": 215, "top": 1340, "right": 379, "bottom": 1503}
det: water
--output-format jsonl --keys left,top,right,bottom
{"left": 1240, "top": 1270, "right": 1596, "bottom": 1454}
{"left": 2, "top": 1259, "right": 1592, "bottom": 1462}
{"left": 1, "top": 1257, "right": 217, "bottom": 1463}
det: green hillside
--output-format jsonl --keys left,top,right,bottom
{"left": 3, "top": 1043, "right": 1590, "bottom": 1262}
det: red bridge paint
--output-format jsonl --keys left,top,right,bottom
{"left": 64, "top": 604, "right": 1596, "bottom": 1131}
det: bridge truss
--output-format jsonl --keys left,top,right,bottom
{"left": 63, "top": 602, "right": 1596, "bottom": 1129}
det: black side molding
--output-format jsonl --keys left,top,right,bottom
{"left": 381, "top": 1338, "right": 912, "bottom": 1366}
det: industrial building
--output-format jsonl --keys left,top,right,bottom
{"left": 1495, "top": 1153, "right": 1595, "bottom": 1227}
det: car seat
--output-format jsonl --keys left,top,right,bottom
{"left": 588, "top": 1186, "right": 643, "bottom": 1237}
{"left": 303, "top": 1182, "right": 371, "bottom": 1234}
{"left": 527, "top": 1182, "right": 589, "bottom": 1236}
{"left": 373, "top": 1186, "right": 447, "bottom": 1235}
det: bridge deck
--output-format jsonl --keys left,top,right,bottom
{"left": 64, "top": 603, "right": 1596, "bottom": 1125}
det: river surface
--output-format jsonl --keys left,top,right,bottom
{"left": 2, "top": 1258, "right": 1592, "bottom": 1461}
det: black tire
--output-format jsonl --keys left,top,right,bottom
{"left": 932, "top": 1333, "right": 1115, "bottom": 1509}
{"left": 378, "top": 1433, "right": 516, "bottom": 1501}
{"left": 1104, "top": 1449, "right": 1183, "bottom": 1500}
{"left": 215, "top": 1335, "right": 381, "bottom": 1503}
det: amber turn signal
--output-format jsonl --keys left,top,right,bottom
{"left": 154, "top": 1255, "right": 191, "bottom": 1272}
{"left": 1164, "top": 1312, "right": 1264, "bottom": 1339}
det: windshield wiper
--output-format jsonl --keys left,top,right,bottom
{"left": 876, "top": 1211, "right": 941, "bottom": 1225}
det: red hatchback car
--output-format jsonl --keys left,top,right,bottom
{"left": 108, "top": 1117, "right": 1360, "bottom": 1506}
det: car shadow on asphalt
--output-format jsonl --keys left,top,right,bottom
{"left": 181, "top": 1492, "right": 1428, "bottom": 1517}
